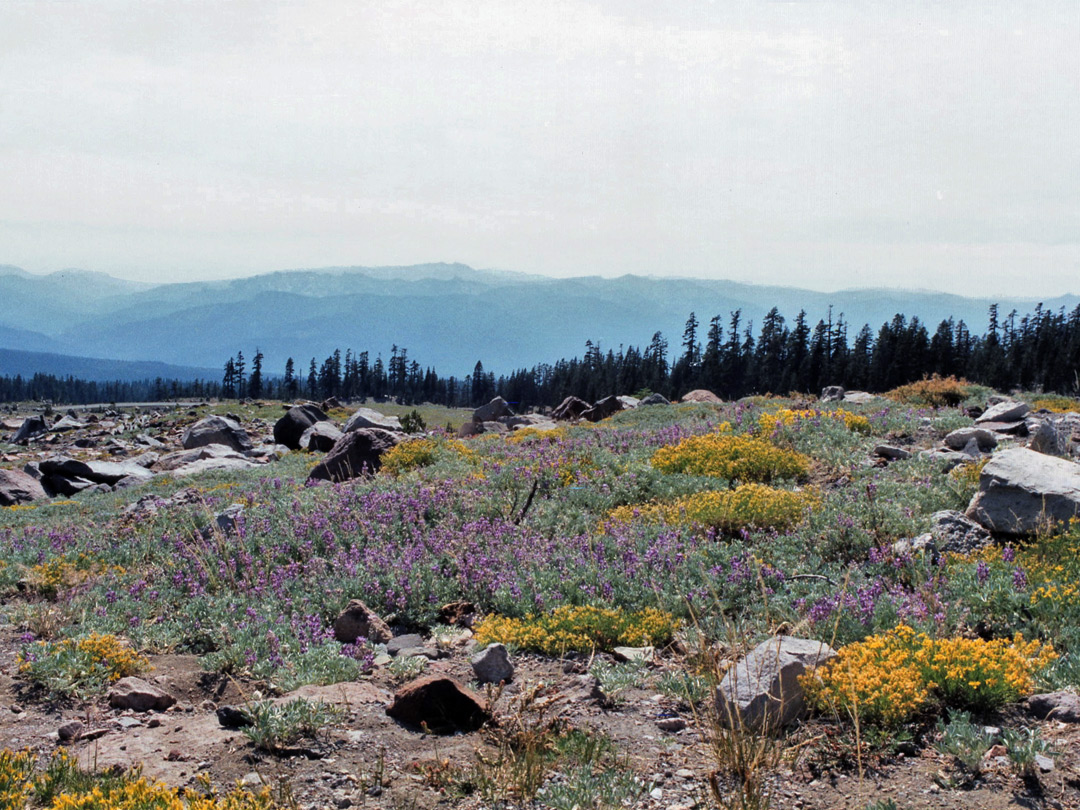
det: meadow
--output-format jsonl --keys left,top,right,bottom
{"left": 2, "top": 384, "right": 1079, "bottom": 809}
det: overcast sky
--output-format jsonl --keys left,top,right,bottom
{"left": 1, "top": 1, "right": 1078, "bottom": 295}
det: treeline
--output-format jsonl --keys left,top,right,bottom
{"left": 3, "top": 302, "right": 1079, "bottom": 407}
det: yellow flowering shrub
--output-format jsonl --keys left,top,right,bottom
{"left": 884, "top": 375, "right": 970, "bottom": 407}
{"left": 608, "top": 485, "right": 818, "bottom": 533}
{"left": 506, "top": 426, "right": 569, "bottom": 443}
{"left": 474, "top": 605, "right": 679, "bottom": 655}
{"left": 23, "top": 555, "right": 125, "bottom": 599}
{"left": 802, "top": 625, "right": 1057, "bottom": 725}
{"left": 0, "top": 748, "right": 273, "bottom": 810}
{"left": 651, "top": 429, "right": 809, "bottom": 482}
{"left": 18, "top": 633, "right": 149, "bottom": 697}
{"left": 381, "top": 437, "right": 474, "bottom": 475}
{"left": 758, "top": 408, "right": 871, "bottom": 435}
{"left": 1031, "top": 395, "right": 1080, "bottom": 414}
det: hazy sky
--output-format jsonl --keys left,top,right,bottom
{"left": 1, "top": 1, "right": 1078, "bottom": 294}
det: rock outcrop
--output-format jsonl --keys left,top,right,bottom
{"left": 273, "top": 404, "right": 330, "bottom": 450}
{"left": 307, "top": 428, "right": 402, "bottom": 483}
{"left": 181, "top": 416, "right": 252, "bottom": 453}
{"left": 343, "top": 408, "right": 402, "bottom": 433}
{"left": 966, "top": 448, "right": 1080, "bottom": 535}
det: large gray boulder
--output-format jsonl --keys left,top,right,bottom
{"left": 552, "top": 396, "right": 590, "bottom": 421}
{"left": 681, "top": 389, "right": 723, "bottom": 404}
{"left": 965, "top": 448, "right": 1080, "bottom": 535}
{"left": 929, "top": 510, "right": 992, "bottom": 554}
{"left": 639, "top": 393, "right": 671, "bottom": 406}
{"left": 38, "top": 457, "right": 154, "bottom": 486}
{"left": 274, "top": 404, "right": 330, "bottom": 450}
{"left": 343, "top": 407, "right": 401, "bottom": 433}
{"left": 820, "top": 386, "right": 845, "bottom": 402}
{"left": 12, "top": 416, "right": 48, "bottom": 444}
{"left": 300, "top": 420, "right": 344, "bottom": 452}
{"left": 181, "top": 416, "right": 252, "bottom": 453}
{"left": 1028, "top": 418, "right": 1070, "bottom": 457}
{"left": 473, "top": 397, "right": 513, "bottom": 423}
{"left": 155, "top": 444, "right": 250, "bottom": 471}
{"left": 717, "top": 637, "right": 836, "bottom": 730}
{"left": 977, "top": 400, "right": 1030, "bottom": 425}
{"left": 944, "top": 427, "right": 998, "bottom": 452}
{"left": 307, "top": 428, "right": 402, "bottom": 483}
{"left": 0, "top": 468, "right": 48, "bottom": 506}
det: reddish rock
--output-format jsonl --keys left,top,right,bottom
{"left": 386, "top": 676, "right": 489, "bottom": 734}
{"left": 307, "top": 429, "right": 402, "bottom": 483}
{"left": 107, "top": 677, "right": 176, "bottom": 712}
{"left": 0, "top": 468, "right": 48, "bottom": 506}
{"left": 681, "top": 389, "right": 723, "bottom": 404}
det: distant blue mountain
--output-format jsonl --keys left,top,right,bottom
{"left": 0, "top": 348, "right": 217, "bottom": 383}
{"left": 0, "top": 263, "right": 1076, "bottom": 378}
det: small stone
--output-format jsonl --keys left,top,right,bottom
{"left": 675, "top": 768, "right": 695, "bottom": 779}
{"left": 471, "top": 643, "right": 515, "bottom": 685}
{"left": 57, "top": 721, "right": 83, "bottom": 742}
{"left": 216, "top": 706, "right": 253, "bottom": 729}
{"left": 107, "top": 677, "right": 176, "bottom": 712}
{"left": 984, "top": 744, "right": 1007, "bottom": 759}
{"left": 334, "top": 600, "right": 393, "bottom": 645}
{"left": 650, "top": 787, "right": 664, "bottom": 801}
{"left": 1035, "top": 753, "right": 1054, "bottom": 773}
{"left": 387, "top": 634, "right": 425, "bottom": 655}
{"left": 656, "top": 717, "right": 686, "bottom": 732}
{"left": 613, "top": 646, "right": 654, "bottom": 662}
{"left": 240, "top": 772, "right": 263, "bottom": 787}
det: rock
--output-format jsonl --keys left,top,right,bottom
{"left": 581, "top": 395, "right": 628, "bottom": 422}
{"left": 717, "top": 637, "right": 837, "bottom": 730}
{"left": 503, "top": 414, "right": 555, "bottom": 429}
{"left": 616, "top": 395, "right": 640, "bottom": 409}
{"left": 559, "top": 674, "right": 606, "bottom": 704}
{"left": 471, "top": 644, "right": 514, "bottom": 684}
{"left": 0, "top": 468, "right": 48, "bottom": 506}
{"left": 42, "top": 475, "right": 97, "bottom": 496}
{"left": 202, "top": 504, "right": 244, "bottom": 538}
{"left": 170, "top": 457, "right": 261, "bottom": 477}
{"left": 57, "top": 720, "right": 84, "bottom": 742}
{"left": 1029, "top": 420, "right": 1068, "bottom": 456}
{"left": 892, "top": 533, "right": 937, "bottom": 557}
{"left": 12, "top": 416, "right": 48, "bottom": 444}
{"left": 1026, "top": 691, "right": 1080, "bottom": 723}
{"left": 929, "top": 510, "right": 992, "bottom": 554}
{"left": 681, "top": 389, "right": 723, "bottom": 404}
{"left": 274, "top": 404, "right": 331, "bottom": 450}
{"left": 135, "top": 433, "right": 166, "bottom": 449}
{"left": 920, "top": 448, "right": 973, "bottom": 472}
{"left": 656, "top": 717, "right": 686, "bottom": 732}
{"left": 107, "top": 677, "right": 176, "bottom": 712}
{"left": 321, "top": 397, "right": 342, "bottom": 411}
{"left": 944, "top": 428, "right": 998, "bottom": 452}
{"left": 50, "top": 415, "right": 86, "bottom": 432}
{"left": 842, "top": 391, "right": 877, "bottom": 404}
{"left": 385, "top": 676, "right": 488, "bottom": 733}
{"left": 38, "top": 457, "right": 155, "bottom": 486}
{"left": 977, "top": 400, "right": 1031, "bottom": 425}
{"left": 820, "top": 386, "right": 845, "bottom": 403}
{"left": 181, "top": 416, "right": 252, "bottom": 453}
{"left": 965, "top": 448, "right": 1080, "bottom": 535}
{"left": 216, "top": 705, "right": 253, "bottom": 728}
{"left": 552, "top": 396, "right": 590, "bottom": 421}
{"left": 387, "top": 634, "right": 426, "bottom": 655}
{"left": 300, "top": 421, "right": 344, "bottom": 452}
{"left": 333, "top": 600, "right": 393, "bottom": 644}
{"left": 613, "top": 646, "right": 655, "bottom": 662}
{"left": 1035, "top": 753, "right": 1055, "bottom": 773}
{"left": 639, "top": 393, "right": 671, "bottom": 406}
{"left": 874, "top": 445, "right": 912, "bottom": 461}
{"left": 456, "top": 421, "right": 485, "bottom": 438}
{"left": 343, "top": 408, "right": 402, "bottom": 433}
{"left": 307, "top": 429, "right": 403, "bottom": 483}
{"left": 472, "top": 397, "right": 513, "bottom": 423}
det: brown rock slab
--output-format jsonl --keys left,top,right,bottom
{"left": 307, "top": 429, "right": 402, "bottom": 483}
{"left": 107, "top": 677, "right": 177, "bottom": 712}
{"left": 333, "top": 599, "right": 393, "bottom": 644}
{"left": 385, "top": 676, "right": 488, "bottom": 734}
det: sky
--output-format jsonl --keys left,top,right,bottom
{"left": 1, "top": 1, "right": 1078, "bottom": 295}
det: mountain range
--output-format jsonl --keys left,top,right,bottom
{"left": 0, "top": 263, "right": 1076, "bottom": 381}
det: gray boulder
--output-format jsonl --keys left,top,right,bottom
{"left": 300, "top": 421, "right": 344, "bottom": 452}
{"left": 929, "top": 510, "right": 992, "bottom": 554}
{"left": 274, "top": 404, "right": 330, "bottom": 449}
{"left": 820, "top": 386, "right": 845, "bottom": 402}
{"left": 920, "top": 448, "right": 974, "bottom": 472}
{"left": 155, "top": 444, "right": 250, "bottom": 471}
{"left": 181, "top": 416, "right": 252, "bottom": 453}
{"left": 343, "top": 407, "right": 402, "bottom": 433}
{"left": 1029, "top": 419, "right": 1068, "bottom": 457}
{"left": 639, "top": 393, "right": 671, "bottom": 406}
{"left": 39, "top": 457, "right": 154, "bottom": 486}
{"left": 471, "top": 644, "right": 514, "bottom": 685}
{"left": 12, "top": 416, "right": 48, "bottom": 444}
{"left": 944, "top": 427, "right": 998, "bottom": 452}
{"left": 581, "top": 395, "right": 627, "bottom": 422}
{"left": 50, "top": 415, "right": 86, "bottom": 432}
{"left": 1027, "top": 691, "right": 1080, "bottom": 723}
{"left": 0, "top": 468, "right": 48, "bottom": 506}
{"left": 473, "top": 397, "right": 513, "bottom": 423}
{"left": 717, "top": 637, "right": 836, "bottom": 730}
{"left": 965, "top": 448, "right": 1080, "bottom": 535}
{"left": 977, "top": 400, "right": 1030, "bottom": 425}
{"left": 842, "top": 391, "right": 877, "bottom": 404}
{"left": 874, "top": 445, "right": 912, "bottom": 461}
{"left": 170, "top": 456, "right": 261, "bottom": 477}
{"left": 616, "top": 395, "right": 640, "bottom": 409}
{"left": 552, "top": 396, "right": 590, "bottom": 420}
{"left": 307, "top": 428, "right": 403, "bottom": 483}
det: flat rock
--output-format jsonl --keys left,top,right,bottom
{"left": 0, "top": 468, "right": 48, "bottom": 506}
{"left": 343, "top": 408, "right": 401, "bottom": 433}
{"left": 1026, "top": 691, "right": 1080, "bottom": 723}
{"left": 842, "top": 391, "right": 877, "bottom": 404}
{"left": 107, "top": 677, "right": 176, "bottom": 712}
{"left": 385, "top": 676, "right": 488, "bottom": 734}
{"left": 874, "top": 444, "right": 911, "bottom": 461}
{"left": 717, "top": 637, "right": 836, "bottom": 730}
{"left": 169, "top": 457, "right": 260, "bottom": 477}
{"left": 333, "top": 600, "right": 392, "bottom": 644}
{"left": 965, "top": 448, "right": 1080, "bottom": 535}
{"left": 977, "top": 400, "right": 1031, "bottom": 424}
{"left": 387, "top": 634, "right": 425, "bottom": 655}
